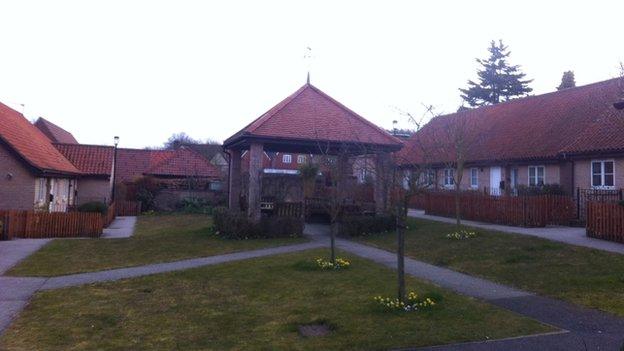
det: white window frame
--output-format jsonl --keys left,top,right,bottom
{"left": 297, "top": 155, "right": 306, "bottom": 164}
{"left": 470, "top": 168, "right": 479, "bottom": 188}
{"left": 282, "top": 154, "right": 292, "bottom": 164}
{"left": 591, "top": 160, "right": 615, "bottom": 189}
{"left": 443, "top": 168, "right": 455, "bottom": 188}
{"left": 528, "top": 165, "right": 545, "bottom": 187}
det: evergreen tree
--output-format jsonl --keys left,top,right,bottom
{"left": 557, "top": 71, "right": 576, "bottom": 90}
{"left": 460, "top": 40, "right": 533, "bottom": 107}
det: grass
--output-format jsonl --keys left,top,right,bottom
{"left": 357, "top": 218, "right": 624, "bottom": 316}
{"left": 0, "top": 249, "right": 552, "bottom": 351}
{"left": 8, "top": 213, "right": 306, "bottom": 277}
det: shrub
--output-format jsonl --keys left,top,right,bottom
{"left": 77, "top": 201, "right": 108, "bottom": 215}
{"left": 516, "top": 184, "right": 567, "bottom": 196}
{"left": 213, "top": 207, "right": 303, "bottom": 240}
{"left": 339, "top": 215, "right": 396, "bottom": 237}
{"left": 176, "top": 197, "right": 213, "bottom": 214}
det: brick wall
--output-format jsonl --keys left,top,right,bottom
{"left": 0, "top": 143, "right": 36, "bottom": 210}
{"left": 76, "top": 178, "right": 111, "bottom": 205}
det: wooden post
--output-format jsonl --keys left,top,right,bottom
{"left": 247, "top": 142, "right": 263, "bottom": 222}
{"left": 228, "top": 149, "right": 242, "bottom": 211}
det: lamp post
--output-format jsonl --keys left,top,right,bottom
{"left": 111, "top": 136, "right": 119, "bottom": 203}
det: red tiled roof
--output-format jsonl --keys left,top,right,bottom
{"left": 224, "top": 83, "right": 403, "bottom": 149}
{"left": 146, "top": 148, "right": 221, "bottom": 178}
{"left": 34, "top": 117, "right": 78, "bottom": 144}
{"left": 53, "top": 143, "right": 114, "bottom": 176}
{"left": 54, "top": 144, "right": 221, "bottom": 181}
{"left": 397, "top": 77, "right": 624, "bottom": 166}
{"left": 0, "top": 102, "right": 80, "bottom": 175}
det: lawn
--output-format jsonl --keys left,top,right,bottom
{"left": 0, "top": 249, "right": 552, "bottom": 351}
{"left": 358, "top": 218, "right": 624, "bottom": 316}
{"left": 8, "top": 213, "right": 306, "bottom": 277}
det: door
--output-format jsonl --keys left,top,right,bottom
{"left": 489, "top": 167, "right": 502, "bottom": 196}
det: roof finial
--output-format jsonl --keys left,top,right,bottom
{"left": 304, "top": 46, "right": 312, "bottom": 85}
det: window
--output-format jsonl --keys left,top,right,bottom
{"left": 510, "top": 168, "right": 519, "bottom": 189}
{"left": 209, "top": 181, "right": 224, "bottom": 191}
{"left": 282, "top": 154, "right": 292, "bottom": 164}
{"left": 528, "top": 166, "right": 545, "bottom": 186}
{"left": 470, "top": 168, "right": 478, "bottom": 188}
{"left": 297, "top": 155, "right": 306, "bottom": 164}
{"left": 34, "top": 178, "right": 47, "bottom": 204}
{"left": 444, "top": 168, "right": 454, "bottom": 187}
{"left": 591, "top": 160, "right": 615, "bottom": 188}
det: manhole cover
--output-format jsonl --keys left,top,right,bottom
{"left": 298, "top": 323, "right": 332, "bottom": 337}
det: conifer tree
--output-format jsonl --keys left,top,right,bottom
{"left": 557, "top": 71, "right": 576, "bottom": 90}
{"left": 460, "top": 40, "right": 533, "bottom": 107}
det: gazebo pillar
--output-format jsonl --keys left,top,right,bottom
{"left": 228, "top": 149, "right": 241, "bottom": 211}
{"left": 247, "top": 142, "right": 264, "bottom": 222}
{"left": 375, "top": 152, "right": 389, "bottom": 214}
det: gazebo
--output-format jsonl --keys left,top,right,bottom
{"left": 223, "top": 81, "right": 403, "bottom": 221}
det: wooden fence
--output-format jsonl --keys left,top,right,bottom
{"left": 275, "top": 202, "right": 303, "bottom": 217}
{"left": 115, "top": 201, "right": 142, "bottom": 216}
{"left": 0, "top": 210, "right": 103, "bottom": 239}
{"left": 586, "top": 202, "right": 624, "bottom": 243}
{"left": 424, "top": 192, "right": 575, "bottom": 227}
{"left": 104, "top": 202, "right": 116, "bottom": 227}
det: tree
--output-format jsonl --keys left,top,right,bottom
{"left": 460, "top": 40, "right": 533, "bottom": 107}
{"left": 557, "top": 71, "right": 576, "bottom": 90}
{"left": 163, "top": 132, "right": 205, "bottom": 149}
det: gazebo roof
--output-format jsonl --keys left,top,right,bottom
{"left": 224, "top": 83, "right": 403, "bottom": 154}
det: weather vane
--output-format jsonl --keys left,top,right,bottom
{"left": 304, "top": 46, "right": 313, "bottom": 83}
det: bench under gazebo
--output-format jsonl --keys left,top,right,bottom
{"left": 223, "top": 81, "right": 403, "bottom": 221}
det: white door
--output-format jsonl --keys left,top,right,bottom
{"left": 489, "top": 167, "right": 502, "bottom": 196}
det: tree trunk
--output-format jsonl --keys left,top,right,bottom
{"left": 397, "top": 211, "right": 406, "bottom": 302}
{"left": 330, "top": 221, "right": 337, "bottom": 264}
{"left": 454, "top": 187, "right": 461, "bottom": 227}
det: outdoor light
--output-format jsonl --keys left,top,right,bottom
{"left": 114, "top": 136, "right": 120, "bottom": 146}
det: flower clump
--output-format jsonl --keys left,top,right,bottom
{"left": 315, "top": 257, "right": 350, "bottom": 270}
{"left": 373, "top": 292, "right": 437, "bottom": 312}
{"left": 446, "top": 230, "right": 477, "bottom": 240}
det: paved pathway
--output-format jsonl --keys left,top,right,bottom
{"left": 305, "top": 224, "right": 624, "bottom": 351}
{"left": 408, "top": 209, "right": 624, "bottom": 255}
{"left": 102, "top": 216, "right": 137, "bottom": 239}
{"left": 0, "top": 239, "right": 51, "bottom": 275}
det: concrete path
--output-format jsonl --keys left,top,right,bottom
{"left": 408, "top": 209, "right": 624, "bottom": 255}
{"left": 305, "top": 224, "right": 624, "bottom": 351}
{"left": 0, "top": 239, "right": 51, "bottom": 275}
{"left": 40, "top": 241, "right": 324, "bottom": 290}
{"left": 0, "top": 240, "right": 324, "bottom": 335}
{"left": 102, "top": 216, "right": 137, "bottom": 239}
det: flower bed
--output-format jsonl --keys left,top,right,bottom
{"left": 446, "top": 230, "right": 477, "bottom": 240}
{"left": 316, "top": 257, "right": 350, "bottom": 270}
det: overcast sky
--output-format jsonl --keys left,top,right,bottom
{"left": 1, "top": 1, "right": 622, "bottom": 148}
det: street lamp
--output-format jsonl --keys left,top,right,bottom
{"left": 111, "top": 136, "right": 119, "bottom": 203}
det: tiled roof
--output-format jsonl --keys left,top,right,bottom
{"left": 397, "top": 77, "right": 624, "bottom": 165}
{"left": 34, "top": 117, "right": 79, "bottom": 144}
{"left": 183, "top": 143, "right": 224, "bottom": 161}
{"left": 54, "top": 144, "right": 221, "bottom": 181}
{"left": 145, "top": 148, "right": 222, "bottom": 178}
{"left": 0, "top": 102, "right": 80, "bottom": 175}
{"left": 53, "top": 143, "right": 114, "bottom": 176}
{"left": 224, "top": 83, "right": 403, "bottom": 149}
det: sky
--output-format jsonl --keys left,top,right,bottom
{"left": 0, "top": 1, "right": 622, "bottom": 149}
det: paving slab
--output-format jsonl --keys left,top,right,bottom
{"left": 102, "top": 216, "right": 137, "bottom": 239}
{"left": 0, "top": 239, "right": 51, "bottom": 275}
{"left": 408, "top": 209, "right": 624, "bottom": 255}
